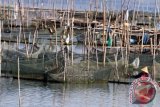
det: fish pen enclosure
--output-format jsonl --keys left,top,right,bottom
{"left": 0, "top": 0, "right": 160, "bottom": 83}
{"left": 1, "top": 51, "right": 65, "bottom": 81}
{"left": 49, "top": 49, "right": 128, "bottom": 83}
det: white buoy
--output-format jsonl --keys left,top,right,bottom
{"left": 131, "top": 57, "right": 140, "bottom": 69}
{"left": 124, "top": 9, "right": 129, "bottom": 21}
{"left": 65, "top": 34, "right": 70, "bottom": 44}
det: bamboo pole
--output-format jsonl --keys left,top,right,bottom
{"left": 71, "top": 18, "right": 74, "bottom": 65}
{"left": 87, "top": 12, "right": 90, "bottom": 71}
{"left": 0, "top": 21, "right": 1, "bottom": 76}
{"left": 150, "top": 38, "right": 153, "bottom": 55}
{"left": 30, "top": 27, "right": 38, "bottom": 57}
{"left": 94, "top": 0, "right": 99, "bottom": 69}
{"left": 102, "top": 0, "right": 106, "bottom": 66}
{"left": 153, "top": 34, "right": 156, "bottom": 81}
{"left": 141, "top": 28, "right": 144, "bottom": 53}
{"left": 66, "top": 0, "right": 70, "bottom": 62}
{"left": 64, "top": 53, "right": 66, "bottom": 82}
{"left": 114, "top": 49, "right": 119, "bottom": 80}
{"left": 153, "top": 0, "right": 158, "bottom": 80}
{"left": 71, "top": 0, "right": 74, "bottom": 66}
{"left": 54, "top": 7, "right": 58, "bottom": 67}
{"left": 17, "top": 0, "right": 29, "bottom": 58}
{"left": 125, "top": 26, "right": 129, "bottom": 75}
{"left": 84, "top": 11, "right": 87, "bottom": 61}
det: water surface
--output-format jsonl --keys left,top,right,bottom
{"left": 0, "top": 78, "right": 159, "bottom": 107}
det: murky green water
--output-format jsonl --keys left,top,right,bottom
{"left": 0, "top": 78, "right": 159, "bottom": 107}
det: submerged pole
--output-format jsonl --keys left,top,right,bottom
{"left": 18, "top": 57, "right": 21, "bottom": 107}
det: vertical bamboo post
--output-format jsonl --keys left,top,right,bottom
{"left": 0, "top": 21, "right": 1, "bottom": 76}
{"left": 84, "top": 29, "right": 87, "bottom": 61}
{"left": 150, "top": 38, "right": 153, "bottom": 55}
{"left": 64, "top": 53, "right": 66, "bottom": 82}
{"left": 102, "top": 0, "right": 106, "bottom": 66}
{"left": 153, "top": 28, "right": 157, "bottom": 80}
{"left": 71, "top": 17, "right": 73, "bottom": 65}
{"left": 17, "top": 0, "right": 28, "bottom": 58}
{"left": 141, "top": 28, "right": 144, "bottom": 53}
{"left": 125, "top": 26, "right": 129, "bottom": 75}
{"left": 87, "top": 12, "right": 90, "bottom": 71}
{"left": 71, "top": 0, "right": 74, "bottom": 65}
{"left": 153, "top": 0, "right": 158, "bottom": 80}
{"left": 55, "top": 21, "right": 58, "bottom": 67}
{"left": 96, "top": 39, "right": 99, "bottom": 69}
{"left": 114, "top": 48, "right": 119, "bottom": 81}
{"left": 30, "top": 27, "right": 37, "bottom": 56}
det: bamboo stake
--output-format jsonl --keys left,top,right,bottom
{"left": 64, "top": 53, "right": 66, "bottom": 82}
{"left": 30, "top": 27, "right": 38, "bottom": 57}
{"left": 141, "top": 28, "right": 144, "bottom": 53}
{"left": 152, "top": 0, "right": 156, "bottom": 80}
{"left": 102, "top": 0, "right": 106, "bottom": 66}
{"left": 150, "top": 38, "right": 153, "bottom": 55}
{"left": 66, "top": 0, "right": 70, "bottom": 62}
{"left": 71, "top": 17, "right": 74, "bottom": 65}
{"left": 114, "top": 48, "right": 119, "bottom": 80}
{"left": 87, "top": 12, "right": 90, "bottom": 71}
{"left": 153, "top": 37, "right": 156, "bottom": 81}
{"left": 132, "top": 0, "right": 136, "bottom": 25}
{"left": 96, "top": 40, "right": 99, "bottom": 69}
{"left": 17, "top": 0, "right": 29, "bottom": 58}
{"left": 84, "top": 11, "right": 87, "bottom": 61}
{"left": 94, "top": 0, "right": 99, "bottom": 69}
{"left": 0, "top": 21, "right": 1, "bottom": 76}
{"left": 71, "top": 0, "right": 74, "bottom": 66}
{"left": 153, "top": 0, "right": 158, "bottom": 80}
{"left": 125, "top": 1, "right": 130, "bottom": 75}
{"left": 26, "top": 1, "right": 29, "bottom": 28}
{"left": 54, "top": 9, "right": 58, "bottom": 67}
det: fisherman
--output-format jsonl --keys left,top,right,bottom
{"left": 132, "top": 66, "right": 150, "bottom": 79}
{"left": 131, "top": 66, "right": 157, "bottom": 104}
{"left": 107, "top": 28, "right": 112, "bottom": 47}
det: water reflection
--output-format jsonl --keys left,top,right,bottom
{"left": 0, "top": 78, "right": 159, "bottom": 107}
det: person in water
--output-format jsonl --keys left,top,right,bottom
{"left": 132, "top": 66, "right": 150, "bottom": 79}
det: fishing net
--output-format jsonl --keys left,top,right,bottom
{"left": 153, "top": 60, "right": 160, "bottom": 81}
{"left": 128, "top": 53, "right": 160, "bottom": 82}
{"left": 2, "top": 45, "right": 160, "bottom": 83}
{"left": 50, "top": 48, "right": 127, "bottom": 83}
{"left": 1, "top": 51, "right": 65, "bottom": 80}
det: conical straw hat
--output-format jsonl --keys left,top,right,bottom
{"left": 124, "top": 22, "right": 129, "bottom": 27}
{"left": 141, "top": 66, "right": 148, "bottom": 73}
